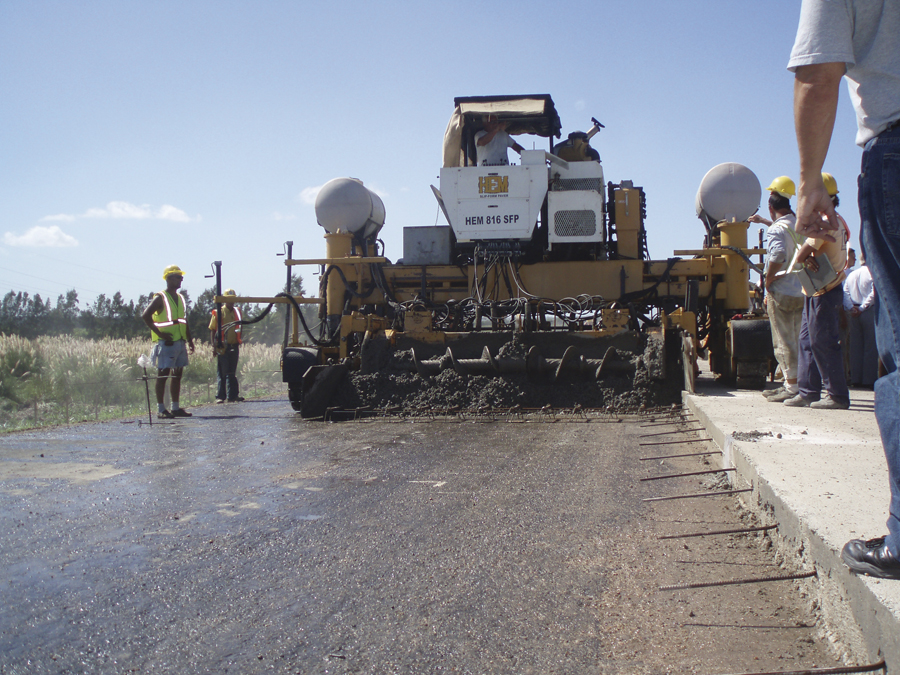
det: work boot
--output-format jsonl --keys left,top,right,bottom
{"left": 783, "top": 394, "right": 811, "bottom": 407}
{"left": 810, "top": 394, "right": 850, "bottom": 410}
{"left": 768, "top": 389, "right": 796, "bottom": 403}
{"left": 172, "top": 408, "right": 193, "bottom": 417}
{"left": 841, "top": 537, "right": 900, "bottom": 579}
{"left": 763, "top": 386, "right": 786, "bottom": 399}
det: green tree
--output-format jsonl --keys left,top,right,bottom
{"left": 187, "top": 287, "right": 216, "bottom": 344}
{"left": 49, "top": 290, "right": 80, "bottom": 335}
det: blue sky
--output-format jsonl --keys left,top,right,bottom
{"left": 0, "top": 1, "right": 864, "bottom": 310}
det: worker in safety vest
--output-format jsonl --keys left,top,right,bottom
{"left": 141, "top": 264, "right": 196, "bottom": 419}
{"left": 208, "top": 288, "right": 244, "bottom": 403}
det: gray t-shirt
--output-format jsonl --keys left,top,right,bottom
{"left": 788, "top": 0, "right": 900, "bottom": 146}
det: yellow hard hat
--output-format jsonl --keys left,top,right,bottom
{"left": 765, "top": 176, "right": 796, "bottom": 198}
{"left": 162, "top": 264, "right": 185, "bottom": 280}
{"left": 822, "top": 172, "right": 839, "bottom": 196}
{"left": 224, "top": 288, "right": 236, "bottom": 296}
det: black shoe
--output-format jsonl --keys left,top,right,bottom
{"left": 841, "top": 537, "right": 900, "bottom": 579}
{"left": 158, "top": 410, "right": 174, "bottom": 419}
{"left": 227, "top": 397, "right": 245, "bottom": 403}
{"left": 171, "top": 408, "right": 192, "bottom": 417}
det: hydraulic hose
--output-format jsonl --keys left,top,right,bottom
{"left": 226, "top": 292, "right": 340, "bottom": 349}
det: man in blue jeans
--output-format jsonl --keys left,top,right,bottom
{"left": 789, "top": 0, "right": 900, "bottom": 578}
{"left": 209, "top": 289, "right": 245, "bottom": 404}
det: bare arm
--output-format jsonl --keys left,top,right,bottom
{"left": 141, "top": 295, "right": 166, "bottom": 341}
{"left": 793, "top": 62, "right": 846, "bottom": 239}
{"left": 764, "top": 261, "right": 783, "bottom": 290}
{"left": 476, "top": 130, "right": 495, "bottom": 146}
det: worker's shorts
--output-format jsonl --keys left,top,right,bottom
{"left": 151, "top": 340, "right": 189, "bottom": 370}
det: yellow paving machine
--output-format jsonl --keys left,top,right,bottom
{"left": 214, "top": 95, "right": 772, "bottom": 418}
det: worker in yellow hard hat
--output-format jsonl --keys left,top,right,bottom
{"left": 748, "top": 177, "right": 804, "bottom": 402}
{"left": 209, "top": 288, "right": 245, "bottom": 404}
{"left": 141, "top": 265, "right": 196, "bottom": 419}
{"left": 819, "top": 172, "right": 851, "bottom": 241}
{"left": 788, "top": 169, "right": 851, "bottom": 410}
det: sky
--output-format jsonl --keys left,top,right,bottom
{"left": 0, "top": 1, "right": 865, "bottom": 311}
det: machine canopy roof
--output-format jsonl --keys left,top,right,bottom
{"left": 442, "top": 94, "right": 562, "bottom": 167}
{"left": 454, "top": 95, "right": 562, "bottom": 138}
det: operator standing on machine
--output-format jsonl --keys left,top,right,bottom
{"left": 475, "top": 114, "right": 524, "bottom": 166}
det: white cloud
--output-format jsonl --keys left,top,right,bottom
{"left": 155, "top": 204, "right": 196, "bottom": 222}
{"left": 83, "top": 201, "right": 154, "bottom": 219}
{"left": 40, "top": 201, "right": 200, "bottom": 223}
{"left": 299, "top": 185, "right": 323, "bottom": 205}
{"left": 3, "top": 225, "right": 79, "bottom": 247}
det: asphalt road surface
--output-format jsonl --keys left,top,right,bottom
{"left": 0, "top": 399, "right": 839, "bottom": 674}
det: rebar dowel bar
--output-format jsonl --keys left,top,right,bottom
{"left": 659, "top": 569, "right": 816, "bottom": 591}
{"left": 640, "top": 418, "right": 698, "bottom": 428}
{"left": 658, "top": 525, "right": 777, "bottom": 540}
{"left": 639, "top": 426, "right": 705, "bottom": 438}
{"left": 640, "top": 450, "right": 723, "bottom": 461}
{"left": 640, "top": 438, "right": 713, "bottom": 446}
{"left": 718, "top": 658, "right": 885, "bottom": 675}
{"left": 141, "top": 367, "right": 152, "bottom": 426}
{"left": 640, "top": 467, "right": 736, "bottom": 482}
{"left": 643, "top": 488, "right": 753, "bottom": 502}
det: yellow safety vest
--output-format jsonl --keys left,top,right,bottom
{"left": 151, "top": 291, "right": 188, "bottom": 342}
{"left": 211, "top": 306, "right": 242, "bottom": 344}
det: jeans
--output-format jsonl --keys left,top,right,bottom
{"left": 797, "top": 284, "right": 849, "bottom": 405}
{"left": 858, "top": 123, "right": 900, "bottom": 556}
{"left": 216, "top": 344, "right": 240, "bottom": 401}
{"left": 848, "top": 304, "right": 878, "bottom": 386}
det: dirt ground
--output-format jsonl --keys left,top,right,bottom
{"left": 597, "top": 416, "right": 839, "bottom": 674}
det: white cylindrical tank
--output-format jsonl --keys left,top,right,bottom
{"left": 695, "top": 163, "right": 761, "bottom": 223}
{"left": 315, "top": 178, "right": 385, "bottom": 240}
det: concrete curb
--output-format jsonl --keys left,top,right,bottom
{"left": 683, "top": 380, "right": 900, "bottom": 669}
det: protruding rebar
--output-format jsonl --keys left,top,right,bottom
{"left": 658, "top": 525, "right": 777, "bottom": 540}
{"left": 640, "top": 468, "right": 735, "bottom": 482}
{"left": 659, "top": 569, "right": 816, "bottom": 591}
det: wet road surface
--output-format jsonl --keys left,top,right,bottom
{"left": 0, "top": 399, "right": 839, "bottom": 674}
{"left": 0, "top": 400, "right": 647, "bottom": 674}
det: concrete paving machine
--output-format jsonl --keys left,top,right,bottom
{"left": 215, "top": 94, "right": 772, "bottom": 419}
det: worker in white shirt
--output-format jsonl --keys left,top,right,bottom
{"left": 843, "top": 261, "right": 878, "bottom": 386}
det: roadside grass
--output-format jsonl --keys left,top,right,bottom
{"left": 0, "top": 335, "right": 284, "bottom": 433}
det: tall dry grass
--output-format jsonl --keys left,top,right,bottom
{"left": 0, "top": 334, "right": 284, "bottom": 432}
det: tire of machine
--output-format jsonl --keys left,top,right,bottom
{"left": 729, "top": 319, "right": 774, "bottom": 390}
{"left": 288, "top": 382, "right": 303, "bottom": 412}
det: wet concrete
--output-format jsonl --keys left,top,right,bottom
{"left": 1, "top": 399, "right": 647, "bottom": 674}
